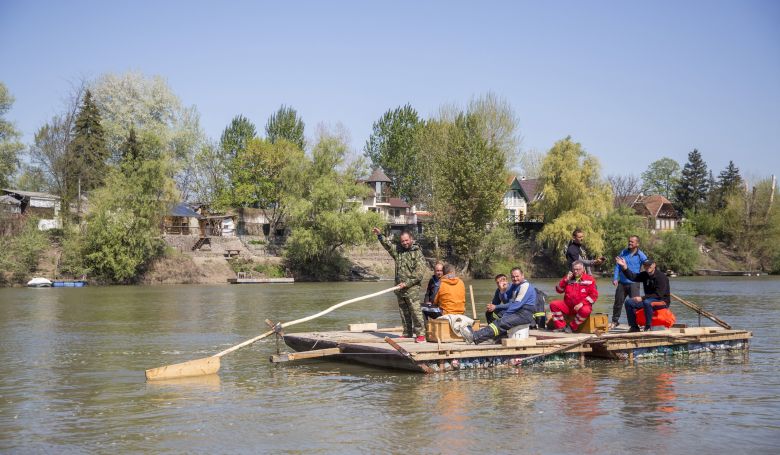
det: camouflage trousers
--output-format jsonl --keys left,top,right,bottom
{"left": 396, "top": 288, "right": 426, "bottom": 337}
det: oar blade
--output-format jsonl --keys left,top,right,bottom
{"left": 145, "top": 356, "right": 220, "bottom": 381}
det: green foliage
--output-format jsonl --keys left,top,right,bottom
{"left": 429, "top": 112, "right": 508, "bottom": 264}
{"left": 469, "top": 224, "right": 523, "bottom": 278}
{"left": 651, "top": 231, "right": 699, "bottom": 274}
{"left": 674, "top": 149, "right": 709, "bottom": 214}
{"left": 57, "top": 226, "right": 88, "bottom": 278}
{"left": 0, "top": 82, "right": 23, "bottom": 188}
{"left": 15, "top": 164, "right": 49, "bottom": 192}
{"left": 709, "top": 161, "right": 744, "bottom": 210}
{"left": 684, "top": 208, "right": 724, "bottom": 239}
{"left": 220, "top": 115, "right": 257, "bottom": 161}
{"left": 284, "top": 129, "right": 383, "bottom": 280}
{"left": 81, "top": 135, "right": 177, "bottom": 283}
{"left": 265, "top": 105, "right": 305, "bottom": 150}
{"left": 0, "top": 217, "right": 49, "bottom": 284}
{"left": 641, "top": 157, "right": 680, "bottom": 200}
{"left": 364, "top": 104, "right": 423, "bottom": 202}
{"left": 536, "top": 137, "right": 613, "bottom": 262}
{"left": 599, "top": 206, "right": 650, "bottom": 260}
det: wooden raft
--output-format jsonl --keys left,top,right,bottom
{"left": 272, "top": 324, "right": 752, "bottom": 374}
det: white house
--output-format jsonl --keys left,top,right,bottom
{"left": 1, "top": 189, "right": 62, "bottom": 230}
{"left": 503, "top": 176, "right": 543, "bottom": 223}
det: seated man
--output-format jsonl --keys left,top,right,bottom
{"left": 485, "top": 273, "right": 509, "bottom": 324}
{"left": 422, "top": 262, "right": 445, "bottom": 321}
{"left": 433, "top": 263, "right": 466, "bottom": 316}
{"left": 615, "top": 257, "right": 672, "bottom": 332}
{"left": 461, "top": 267, "right": 536, "bottom": 344}
{"left": 550, "top": 260, "right": 598, "bottom": 333}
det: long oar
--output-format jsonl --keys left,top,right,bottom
{"left": 145, "top": 285, "right": 401, "bottom": 380}
{"left": 670, "top": 293, "right": 731, "bottom": 329}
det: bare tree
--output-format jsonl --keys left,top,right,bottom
{"left": 27, "top": 80, "right": 87, "bottom": 196}
{"left": 608, "top": 174, "right": 642, "bottom": 208}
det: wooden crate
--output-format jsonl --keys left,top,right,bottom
{"left": 565, "top": 312, "right": 609, "bottom": 333}
{"left": 426, "top": 318, "right": 481, "bottom": 342}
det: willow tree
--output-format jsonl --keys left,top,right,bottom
{"left": 535, "top": 136, "right": 613, "bottom": 264}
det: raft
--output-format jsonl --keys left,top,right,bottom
{"left": 273, "top": 325, "right": 752, "bottom": 373}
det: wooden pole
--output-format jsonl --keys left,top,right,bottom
{"left": 145, "top": 285, "right": 401, "bottom": 380}
{"left": 469, "top": 285, "right": 477, "bottom": 320}
{"left": 671, "top": 293, "right": 732, "bottom": 329}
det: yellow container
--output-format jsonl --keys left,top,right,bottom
{"left": 425, "top": 318, "right": 481, "bottom": 342}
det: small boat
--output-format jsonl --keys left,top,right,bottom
{"left": 27, "top": 277, "right": 53, "bottom": 288}
{"left": 52, "top": 280, "right": 88, "bottom": 287}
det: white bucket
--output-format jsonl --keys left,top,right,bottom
{"left": 507, "top": 324, "right": 530, "bottom": 339}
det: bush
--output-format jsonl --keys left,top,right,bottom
{"left": 684, "top": 209, "right": 723, "bottom": 240}
{"left": 0, "top": 217, "right": 49, "bottom": 284}
{"left": 600, "top": 207, "right": 650, "bottom": 260}
{"left": 470, "top": 224, "right": 524, "bottom": 278}
{"left": 651, "top": 231, "right": 699, "bottom": 274}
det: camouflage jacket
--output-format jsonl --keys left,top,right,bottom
{"left": 378, "top": 235, "right": 426, "bottom": 291}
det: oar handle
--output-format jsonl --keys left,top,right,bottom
{"left": 214, "top": 285, "right": 402, "bottom": 358}
{"left": 671, "top": 293, "right": 731, "bottom": 329}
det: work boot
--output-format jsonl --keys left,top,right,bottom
{"left": 643, "top": 326, "right": 652, "bottom": 332}
{"left": 461, "top": 326, "right": 475, "bottom": 344}
{"left": 564, "top": 325, "right": 573, "bottom": 334}
{"left": 609, "top": 321, "right": 620, "bottom": 329}
{"left": 627, "top": 326, "right": 641, "bottom": 333}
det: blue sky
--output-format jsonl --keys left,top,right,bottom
{"left": 2, "top": 0, "right": 779, "bottom": 182}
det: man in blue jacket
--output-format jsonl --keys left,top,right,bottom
{"left": 462, "top": 267, "right": 536, "bottom": 344}
{"left": 611, "top": 235, "right": 647, "bottom": 329}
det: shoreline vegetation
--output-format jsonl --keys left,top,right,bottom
{"left": 2, "top": 74, "right": 779, "bottom": 286}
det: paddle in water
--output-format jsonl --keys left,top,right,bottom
{"left": 145, "top": 285, "right": 401, "bottom": 380}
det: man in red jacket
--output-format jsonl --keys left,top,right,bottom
{"left": 550, "top": 260, "right": 598, "bottom": 333}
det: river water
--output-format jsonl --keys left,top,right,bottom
{"left": 1, "top": 277, "right": 779, "bottom": 454}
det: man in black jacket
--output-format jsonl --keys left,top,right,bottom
{"left": 614, "top": 257, "right": 671, "bottom": 332}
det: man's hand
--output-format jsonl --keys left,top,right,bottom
{"left": 398, "top": 282, "right": 407, "bottom": 289}
{"left": 615, "top": 256, "right": 627, "bottom": 269}
{"left": 566, "top": 271, "right": 574, "bottom": 280}
{"left": 573, "top": 303, "right": 583, "bottom": 312}
{"left": 612, "top": 280, "right": 618, "bottom": 287}
{"left": 632, "top": 296, "right": 643, "bottom": 303}
{"left": 486, "top": 303, "right": 496, "bottom": 312}
{"left": 371, "top": 227, "right": 381, "bottom": 236}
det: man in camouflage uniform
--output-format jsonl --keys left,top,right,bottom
{"left": 372, "top": 227, "right": 427, "bottom": 342}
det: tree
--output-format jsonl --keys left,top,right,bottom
{"left": 674, "top": 149, "right": 709, "bottom": 214}
{"left": 90, "top": 71, "right": 203, "bottom": 198}
{"left": 364, "top": 104, "right": 423, "bottom": 202}
{"left": 518, "top": 148, "right": 544, "bottom": 179}
{"left": 284, "top": 128, "right": 383, "bottom": 280}
{"left": 711, "top": 160, "right": 744, "bottom": 210}
{"left": 119, "top": 127, "right": 142, "bottom": 176}
{"left": 641, "top": 157, "right": 680, "bottom": 199}
{"left": 265, "top": 105, "right": 305, "bottom": 150}
{"left": 607, "top": 174, "right": 642, "bottom": 208}
{"left": 81, "top": 133, "right": 178, "bottom": 283}
{"left": 15, "top": 164, "right": 48, "bottom": 192}
{"left": 428, "top": 112, "right": 508, "bottom": 267}
{"left": 212, "top": 115, "right": 258, "bottom": 209}
{"left": 535, "top": 137, "right": 613, "bottom": 263}
{"left": 0, "top": 82, "right": 24, "bottom": 188}
{"left": 599, "top": 206, "right": 650, "bottom": 261}
{"left": 652, "top": 231, "right": 699, "bottom": 274}
{"left": 66, "top": 89, "right": 108, "bottom": 200}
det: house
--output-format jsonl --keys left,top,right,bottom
{"left": 162, "top": 203, "right": 202, "bottom": 235}
{"left": 1, "top": 189, "right": 62, "bottom": 230}
{"left": 621, "top": 194, "right": 680, "bottom": 231}
{"left": 503, "top": 176, "right": 543, "bottom": 223}
{"left": 357, "top": 168, "right": 420, "bottom": 233}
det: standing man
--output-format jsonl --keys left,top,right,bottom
{"left": 610, "top": 235, "right": 647, "bottom": 329}
{"left": 372, "top": 227, "right": 427, "bottom": 342}
{"left": 461, "top": 267, "right": 537, "bottom": 345}
{"left": 565, "top": 228, "right": 605, "bottom": 274}
{"left": 550, "top": 260, "right": 599, "bottom": 333}
{"left": 615, "top": 257, "right": 671, "bottom": 332}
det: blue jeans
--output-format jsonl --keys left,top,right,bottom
{"left": 624, "top": 297, "right": 662, "bottom": 329}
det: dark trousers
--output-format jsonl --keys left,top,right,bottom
{"left": 625, "top": 297, "right": 663, "bottom": 329}
{"left": 473, "top": 307, "right": 534, "bottom": 344}
{"left": 613, "top": 282, "right": 640, "bottom": 323}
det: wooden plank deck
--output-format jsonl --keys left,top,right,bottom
{"left": 276, "top": 325, "right": 752, "bottom": 373}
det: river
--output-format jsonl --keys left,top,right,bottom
{"left": 1, "top": 277, "right": 779, "bottom": 453}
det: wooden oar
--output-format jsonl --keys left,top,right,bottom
{"left": 145, "top": 285, "right": 401, "bottom": 380}
{"left": 671, "top": 293, "right": 731, "bottom": 329}
{"left": 469, "top": 285, "right": 477, "bottom": 320}
{"left": 517, "top": 336, "right": 596, "bottom": 365}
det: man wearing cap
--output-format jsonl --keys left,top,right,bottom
{"left": 615, "top": 256, "right": 671, "bottom": 332}
{"left": 611, "top": 235, "right": 647, "bottom": 329}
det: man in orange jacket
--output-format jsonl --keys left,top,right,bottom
{"left": 433, "top": 263, "right": 466, "bottom": 315}
{"left": 550, "top": 260, "right": 598, "bottom": 333}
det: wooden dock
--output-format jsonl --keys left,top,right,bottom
{"left": 273, "top": 325, "right": 752, "bottom": 373}
{"left": 227, "top": 277, "right": 294, "bottom": 284}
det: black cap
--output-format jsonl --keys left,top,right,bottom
{"left": 643, "top": 259, "right": 655, "bottom": 267}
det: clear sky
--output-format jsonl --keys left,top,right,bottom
{"left": 2, "top": 0, "right": 779, "bottom": 182}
